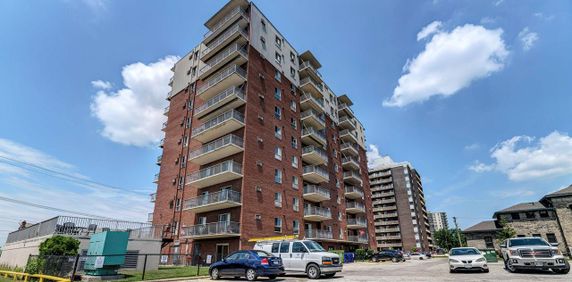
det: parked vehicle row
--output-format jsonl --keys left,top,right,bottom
{"left": 500, "top": 237, "right": 570, "bottom": 274}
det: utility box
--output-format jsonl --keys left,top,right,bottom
{"left": 84, "top": 231, "right": 129, "bottom": 276}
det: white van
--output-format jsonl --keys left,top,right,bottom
{"left": 254, "top": 240, "right": 342, "bottom": 279}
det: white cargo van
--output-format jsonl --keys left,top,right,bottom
{"left": 254, "top": 239, "right": 342, "bottom": 279}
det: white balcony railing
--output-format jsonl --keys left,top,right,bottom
{"left": 182, "top": 221, "right": 240, "bottom": 237}
{"left": 192, "top": 110, "right": 244, "bottom": 137}
{"left": 184, "top": 190, "right": 241, "bottom": 210}
{"left": 204, "top": 7, "right": 248, "bottom": 39}
{"left": 304, "top": 206, "right": 332, "bottom": 218}
{"left": 197, "top": 65, "right": 246, "bottom": 96}
{"left": 189, "top": 134, "right": 244, "bottom": 159}
{"left": 186, "top": 160, "right": 242, "bottom": 184}
{"left": 195, "top": 86, "right": 245, "bottom": 117}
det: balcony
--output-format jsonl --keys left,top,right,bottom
{"left": 378, "top": 242, "right": 403, "bottom": 248}
{"left": 342, "top": 156, "right": 360, "bottom": 171}
{"left": 186, "top": 160, "right": 243, "bottom": 188}
{"left": 338, "top": 115, "right": 356, "bottom": 130}
{"left": 370, "top": 184, "right": 394, "bottom": 192}
{"left": 343, "top": 170, "right": 362, "bottom": 185}
{"left": 163, "top": 106, "right": 170, "bottom": 116}
{"left": 156, "top": 155, "right": 162, "bottom": 165}
{"left": 197, "top": 65, "right": 247, "bottom": 101}
{"left": 301, "top": 127, "right": 326, "bottom": 147}
{"left": 340, "top": 129, "right": 359, "bottom": 144}
{"left": 303, "top": 185, "right": 331, "bottom": 202}
{"left": 300, "top": 77, "right": 323, "bottom": 98}
{"left": 302, "top": 145, "right": 328, "bottom": 165}
{"left": 201, "top": 24, "right": 249, "bottom": 62}
{"left": 161, "top": 121, "right": 167, "bottom": 131}
{"left": 305, "top": 229, "right": 333, "bottom": 240}
{"left": 192, "top": 110, "right": 245, "bottom": 143}
{"left": 376, "top": 219, "right": 400, "bottom": 225}
{"left": 195, "top": 85, "right": 246, "bottom": 119}
{"left": 199, "top": 43, "right": 248, "bottom": 80}
{"left": 301, "top": 109, "right": 326, "bottom": 129}
{"left": 300, "top": 93, "right": 324, "bottom": 112}
{"left": 376, "top": 227, "right": 400, "bottom": 233}
{"left": 150, "top": 193, "right": 156, "bottom": 203}
{"left": 373, "top": 206, "right": 398, "bottom": 213}
{"left": 344, "top": 186, "right": 364, "bottom": 199}
{"left": 340, "top": 142, "right": 359, "bottom": 156}
{"left": 189, "top": 134, "right": 244, "bottom": 165}
{"left": 377, "top": 235, "right": 402, "bottom": 240}
{"left": 370, "top": 170, "right": 392, "bottom": 178}
{"left": 378, "top": 198, "right": 396, "bottom": 204}
{"left": 338, "top": 103, "right": 355, "bottom": 118}
{"left": 159, "top": 138, "right": 165, "bottom": 148}
{"left": 303, "top": 165, "right": 329, "bottom": 183}
{"left": 378, "top": 212, "right": 399, "bottom": 218}
{"left": 299, "top": 61, "right": 323, "bottom": 82}
{"left": 153, "top": 173, "right": 159, "bottom": 183}
{"left": 304, "top": 206, "right": 332, "bottom": 222}
{"left": 347, "top": 217, "right": 367, "bottom": 229}
{"left": 203, "top": 7, "right": 249, "bottom": 45}
{"left": 346, "top": 201, "right": 365, "bottom": 214}
{"left": 372, "top": 191, "right": 395, "bottom": 198}
{"left": 147, "top": 213, "right": 153, "bottom": 222}
{"left": 183, "top": 190, "right": 241, "bottom": 213}
{"left": 182, "top": 221, "right": 240, "bottom": 239}
{"left": 347, "top": 235, "right": 368, "bottom": 244}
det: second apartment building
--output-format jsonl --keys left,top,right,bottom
{"left": 150, "top": 0, "right": 376, "bottom": 263}
{"left": 369, "top": 163, "right": 432, "bottom": 252}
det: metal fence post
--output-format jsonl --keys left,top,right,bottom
{"left": 196, "top": 262, "right": 200, "bottom": 276}
{"left": 141, "top": 254, "right": 148, "bottom": 281}
{"left": 70, "top": 254, "right": 80, "bottom": 281}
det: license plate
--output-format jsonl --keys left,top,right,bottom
{"left": 536, "top": 262, "right": 544, "bottom": 266}
{"left": 465, "top": 264, "right": 472, "bottom": 268}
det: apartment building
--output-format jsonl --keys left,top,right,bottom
{"left": 150, "top": 0, "right": 375, "bottom": 263}
{"left": 369, "top": 163, "right": 432, "bottom": 252}
{"left": 428, "top": 211, "right": 449, "bottom": 233}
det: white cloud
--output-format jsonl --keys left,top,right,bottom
{"left": 495, "top": 189, "right": 535, "bottom": 199}
{"left": 0, "top": 138, "right": 74, "bottom": 173}
{"left": 534, "top": 13, "right": 554, "bottom": 21}
{"left": 366, "top": 144, "right": 395, "bottom": 169}
{"left": 493, "top": 0, "right": 504, "bottom": 6}
{"left": 417, "top": 21, "right": 442, "bottom": 41}
{"left": 464, "top": 143, "right": 480, "bottom": 151}
{"left": 384, "top": 24, "right": 509, "bottom": 107}
{"left": 518, "top": 27, "right": 539, "bottom": 51}
{"left": 91, "top": 80, "right": 112, "bottom": 90}
{"left": 470, "top": 131, "right": 572, "bottom": 181}
{"left": 90, "top": 56, "right": 179, "bottom": 147}
{"left": 480, "top": 17, "right": 496, "bottom": 24}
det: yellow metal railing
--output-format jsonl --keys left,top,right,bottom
{"left": 0, "top": 270, "right": 70, "bottom": 282}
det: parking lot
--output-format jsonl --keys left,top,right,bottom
{"left": 192, "top": 258, "right": 571, "bottom": 282}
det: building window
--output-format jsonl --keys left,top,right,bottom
{"left": 275, "top": 126, "right": 283, "bottom": 139}
{"left": 532, "top": 234, "right": 541, "bottom": 237}
{"left": 511, "top": 213, "right": 521, "bottom": 220}
{"left": 525, "top": 212, "right": 535, "bottom": 219}
{"left": 274, "top": 218, "right": 282, "bottom": 233}
{"left": 274, "top": 88, "right": 282, "bottom": 100}
{"left": 293, "top": 220, "right": 299, "bottom": 234}
{"left": 334, "top": 164, "right": 339, "bottom": 172}
{"left": 261, "top": 19, "right": 267, "bottom": 33}
{"left": 175, "top": 198, "right": 181, "bottom": 211}
{"left": 274, "top": 192, "right": 282, "bottom": 207}
{"left": 274, "top": 147, "right": 283, "bottom": 160}
{"left": 336, "top": 179, "right": 340, "bottom": 188}
{"left": 275, "top": 36, "right": 282, "bottom": 49}
{"left": 291, "top": 156, "right": 299, "bottom": 168}
{"left": 275, "top": 52, "right": 282, "bottom": 64}
{"left": 547, "top": 233, "right": 558, "bottom": 244}
{"left": 290, "top": 67, "right": 296, "bottom": 78}
{"left": 274, "top": 169, "right": 283, "bottom": 184}
{"left": 292, "top": 176, "right": 299, "bottom": 189}
{"left": 539, "top": 210, "right": 549, "bottom": 218}
{"left": 260, "top": 36, "right": 266, "bottom": 50}
{"left": 293, "top": 198, "right": 299, "bottom": 212}
{"left": 291, "top": 137, "right": 298, "bottom": 148}
{"left": 275, "top": 70, "right": 281, "bottom": 82}
{"left": 290, "top": 118, "right": 297, "bottom": 129}
{"left": 274, "top": 106, "right": 282, "bottom": 120}
{"left": 290, "top": 52, "right": 296, "bottom": 63}
{"left": 290, "top": 100, "right": 296, "bottom": 111}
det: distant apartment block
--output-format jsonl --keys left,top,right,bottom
{"left": 150, "top": 0, "right": 376, "bottom": 263}
{"left": 428, "top": 211, "right": 448, "bottom": 233}
{"left": 369, "top": 163, "right": 432, "bottom": 252}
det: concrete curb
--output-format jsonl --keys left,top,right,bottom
{"left": 142, "top": 275, "right": 210, "bottom": 282}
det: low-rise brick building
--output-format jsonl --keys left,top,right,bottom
{"left": 464, "top": 184, "right": 572, "bottom": 255}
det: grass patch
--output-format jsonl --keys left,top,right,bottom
{"left": 117, "top": 266, "right": 209, "bottom": 281}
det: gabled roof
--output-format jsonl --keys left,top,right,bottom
{"left": 543, "top": 184, "right": 572, "bottom": 199}
{"left": 493, "top": 202, "right": 550, "bottom": 217}
{"left": 463, "top": 220, "right": 499, "bottom": 233}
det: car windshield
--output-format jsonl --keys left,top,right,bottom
{"left": 510, "top": 238, "right": 549, "bottom": 247}
{"left": 255, "top": 250, "right": 273, "bottom": 257}
{"left": 450, "top": 248, "right": 479, "bottom": 256}
{"left": 303, "top": 241, "right": 325, "bottom": 252}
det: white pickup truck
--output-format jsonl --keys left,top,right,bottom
{"left": 500, "top": 237, "right": 570, "bottom": 274}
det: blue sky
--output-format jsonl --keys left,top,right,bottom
{"left": 1, "top": 0, "right": 571, "bottom": 245}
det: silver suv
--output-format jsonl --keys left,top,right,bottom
{"left": 500, "top": 237, "right": 570, "bottom": 274}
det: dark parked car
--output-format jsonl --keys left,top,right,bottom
{"left": 371, "top": 250, "right": 404, "bottom": 262}
{"left": 209, "top": 250, "right": 284, "bottom": 281}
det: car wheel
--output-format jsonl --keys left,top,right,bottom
{"left": 246, "top": 268, "right": 258, "bottom": 281}
{"left": 307, "top": 264, "right": 321, "bottom": 279}
{"left": 392, "top": 257, "right": 398, "bottom": 263}
{"left": 506, "top": 260, "right": 518, "bottom": 273}
{"left": 210, "top": 268, "right": 220, "bottom": 280}
{"left": 449, "top": 269, "right": 455, "bottom": 273}
{"left": 324, "top": 273, "right": 336, "bottom": 278}
{"left": 268, "top": 275, "right": 277, "bottom": 280}
{"left": 483, "top": 268, "right": 489, "bottom": 273}
{"left": 554, "top": 268, "right": 570, "bottom": 274}
{"left": 372, "top": 257, "right": 378, "bottom": 262}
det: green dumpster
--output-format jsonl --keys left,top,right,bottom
{"left": 481, "top": 249, "right": 498, "bottom": 263}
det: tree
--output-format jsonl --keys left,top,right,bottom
{"left": 39, "top": 236, "right": 80, "bottom": 256}
{"left": 433, "top": 228, "right": 466, "bottom": 250}
{"left": 496, "top": 220, "right": 516, "bottom": 243}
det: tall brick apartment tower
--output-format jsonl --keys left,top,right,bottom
{"left": 368, "top": 163, "right": 433, "bottom": 252}
{"left": 150, "top": 0, "right": 376, "bottom": 262}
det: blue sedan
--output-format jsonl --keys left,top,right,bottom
{"left": 209, "top": 250, "right": 284, "bottom": 281}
